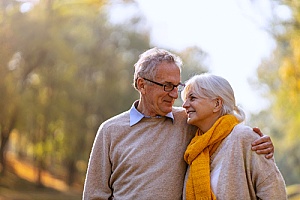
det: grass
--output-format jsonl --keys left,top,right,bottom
{"left": 0, "top": 171, "right": 82, "bottom": 200}
{"left": 0, "top": 154, "right": 82, "bottom": 200}
{"left": 287, "top": 184, "right": 300, "bottom": 200}
{"left": 3, "top": 154, "right": 299, "bottom": 200}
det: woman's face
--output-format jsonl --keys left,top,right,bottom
{"left": 182, "top": 89, "right": 220, "bottom": 132}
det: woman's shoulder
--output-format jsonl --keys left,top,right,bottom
{"left": 172, "top": 106, "right": 187, "bottom": 115}
{"left": 230, "top": 123, "right": 261, "bottom": 142}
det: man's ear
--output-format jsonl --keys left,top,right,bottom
{"left": 136, "top": 77, "right": 146, "bottom": 94}
{"left": 213, "top": 98, "right": 223, "bottom": 113}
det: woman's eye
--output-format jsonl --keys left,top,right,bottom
{"left": 189, "top": 96, "right": 196, "bottom": 101}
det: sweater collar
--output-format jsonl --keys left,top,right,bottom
{"left": 129, "top": 100, "right": 174, "bottom": 126}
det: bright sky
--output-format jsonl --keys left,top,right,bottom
{"left": 108, "top": 0, "right": 288, "bottom": 116}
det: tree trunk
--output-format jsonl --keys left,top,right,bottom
{"left": 0, "top": 111, "right": 17, "bottom": 175}
{"left": 0, "top": 129, "right": 9, "bottom": 175}
{"left": 67, "top": 160, "right": 76, "bottom": 186}
{"left": 36, "top": 158, "right": 45, "bottom": 188}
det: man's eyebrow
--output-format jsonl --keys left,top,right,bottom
{"left": 164, "top": 81, "right": 181, "bottom": 85}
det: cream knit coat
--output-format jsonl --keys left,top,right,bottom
{"left": 183, "top": 123, "right": 287, "bottom": 200}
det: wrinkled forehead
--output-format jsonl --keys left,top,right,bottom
{"left": 155, "top": 62, "right": 181, "bottom": 82}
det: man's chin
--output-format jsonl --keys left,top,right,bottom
{"left": 161, "top": 107, "right": 172, "bottom": 115}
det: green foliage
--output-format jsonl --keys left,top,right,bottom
{"left": 0, "top": 0, "right": 209, "bottom": 187}
{"left": 252, "top": 0, "right": 300, "bottom": 185}
{"left": 174, "top": 46, "right": 209, "bottom": 106}
{"left": 287, "top": 184, "right": 300, "bottom": 200}
{"left": 0, "top": 0, "right": 149, "bottom": 185}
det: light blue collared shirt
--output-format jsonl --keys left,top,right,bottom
{"left": 129, "top": 101, "right": 174, "bottom": 126}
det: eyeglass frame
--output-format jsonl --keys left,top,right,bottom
{"left": 142, "top": 77, "right": 185, "bottom": 92}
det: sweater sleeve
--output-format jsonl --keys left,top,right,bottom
{"left": 251, "top": 147, "right": 287, "bottom": 199}
{"left": 238, "top": 125, "right": 287, "bottom": 200}
{"left": 211, "top": 124, "right": 287, "bottom": 199}
{"left": 83, "top": 123, "right": 113, "bottom": 200}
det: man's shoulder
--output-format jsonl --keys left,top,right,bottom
{"left": 101, "top": 110, "right": 130, "bottom": 127}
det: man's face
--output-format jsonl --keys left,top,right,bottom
{"left": 141, "top": 61, "right": 181, "bottom": 116}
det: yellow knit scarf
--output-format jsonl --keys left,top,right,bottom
{"left": 184, "top": 114, "right": 239, "bottom": 200}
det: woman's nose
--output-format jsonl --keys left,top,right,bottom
{"left": 182, "top": 100, "right": 189, "bottom": 108}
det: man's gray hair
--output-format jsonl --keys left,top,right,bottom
{"left": 133, "top": 47, "right": 182, "bottom": 90}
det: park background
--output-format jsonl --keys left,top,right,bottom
{"left": 0, "top": 0, "right": 300, "bottom": 199}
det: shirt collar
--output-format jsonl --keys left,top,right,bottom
{"left": 129, "top": 101, "right": 174, "bottom": 126}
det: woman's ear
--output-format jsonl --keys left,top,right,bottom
{"left": 213, "top": 98, "right": 223, "bottom": 113}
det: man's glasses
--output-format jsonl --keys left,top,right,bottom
{"left": 142, "top": 77, "right": 185, "bottom": 92}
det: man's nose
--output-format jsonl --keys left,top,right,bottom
{"left": 168, "top": 88, "right": 179, "bottom": 99}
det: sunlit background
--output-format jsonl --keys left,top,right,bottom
{"left": 109, "top": 0, "right": 287, "bottom": 114}
{"left": 0, "top": 0, "right": 299, "bottom": 199}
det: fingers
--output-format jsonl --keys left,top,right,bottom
{"left": 251, "top": 135, "right": 274, "bottom": 159}
{"left": 251, "top": 128, "right": 275, "bottom": 159}
{"left": 252, "top": 141, "right": 274, "bottom": 151}
{"left": 251, "top": 135, "right": 270, "bottom": 146}
{"left": 265, "top": 152, "right": 274, "bottom": 159}
{"left": 252, "top": 127, "right": 263, "bottom": 137}
{"left": 253, "top": 146, "right": 274, "bottom": 159}
{"left": 252, "top": 144, "right": 274, "bottom": 154}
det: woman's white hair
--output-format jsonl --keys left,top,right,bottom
{"left": 181, "top": 73, "right": 245, "bottom": 122}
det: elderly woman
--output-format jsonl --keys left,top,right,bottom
{"left": 181, "top": 73, "right": 287, "bottom": 200}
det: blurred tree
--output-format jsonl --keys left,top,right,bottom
{"left": 0, "top": 0, "right": 149, "bottom": 186}
{"left": 0, "top": 0, "right": 210, "bottom": 188}
{"left": 174, "top": 46, "right": 209, "bottom": 106}
{"left": 252, "top": 0, "right": 300, "bottom": 185}
{"left": 0, "top": 0, "right": 24, "bottom": 175}
{"left": 179, "top": 46, "right": 210, "bottom": 81}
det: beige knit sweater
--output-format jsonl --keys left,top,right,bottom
{"left": 83, "top": 106, "right": 196, "bottom": 200}
{"left": 183, "top": 123, "right": 287, "bottom": 200}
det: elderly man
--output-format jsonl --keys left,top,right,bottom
{"left": 83, "top": 47, "right": 274, "bottom": 200}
